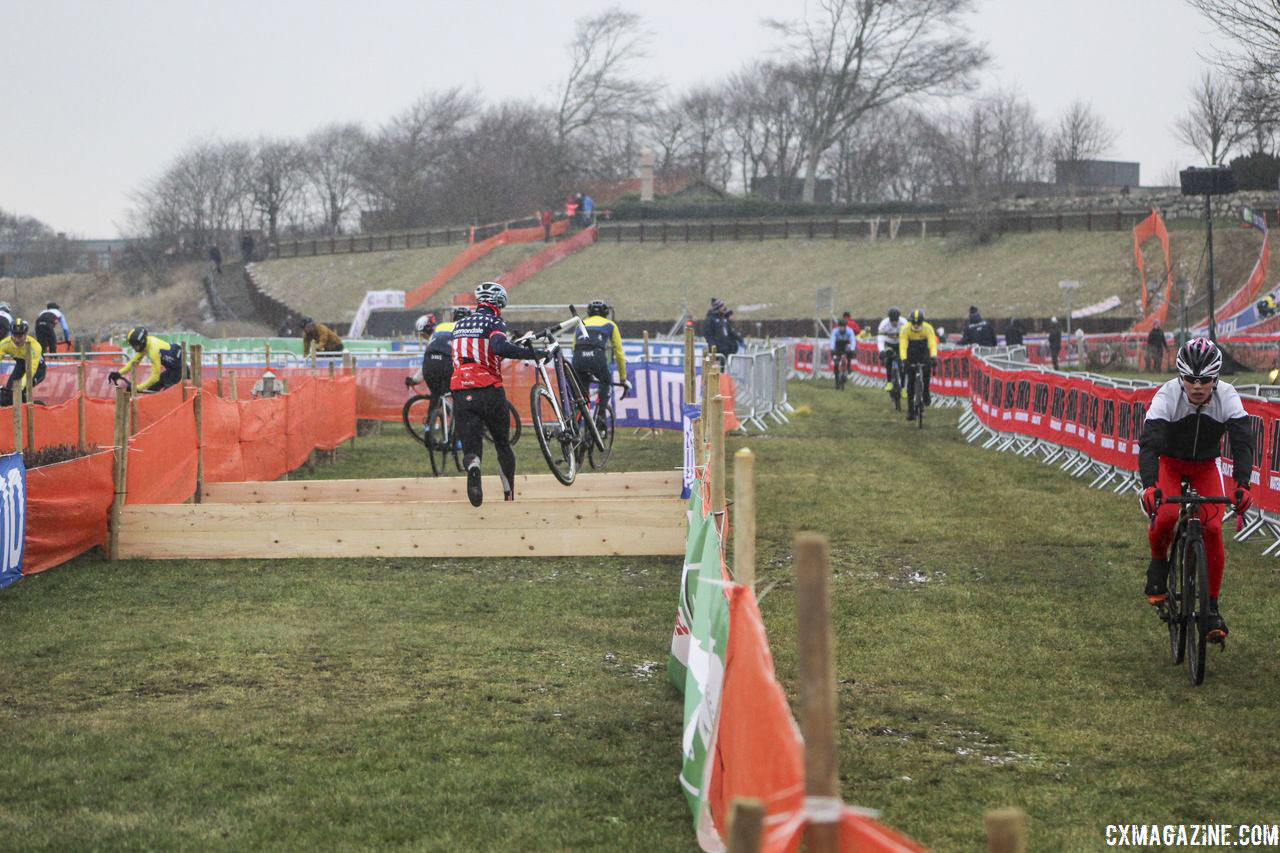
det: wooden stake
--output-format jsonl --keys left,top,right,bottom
{"left": 794, "top": 532, "right": 839, "bottom": 853}
{"left": 985, "top": 808, "right": 1027, "bottom": 853}
{"left": 129, "top": 377, "right": 137, "bottom": 436}
{"left": 12, "top": 389, "right": 23, "bottom": 455}
{"left": 311, "top": 352, "right": 317, "bottom": 374}
{"left": 191, "top": 344, "right": 204, "bottom": 504}
{"left": 77, "top": 353, "right": 87, "bottom": 449}
{"left": 727, "top": 798, "right": 765, "bottom": 853}
{"left": 683, "top": 322, "right": 695, "bottom": 406}
{"left": 710, "top": 377, "right": 726, "bottom": 518}
{"left": 216, "top": 353, "right": 224, "bottom": 397}
{"left": 264, "top": 342, "right": 271, "bottom": 371}
{"left": 109, "top": 385, "right": 129, "bottom": 560}
{"left": 229, "top": 369, "right": 239, "bottom": 401}
{"left": 328, "top": 359, "right": 335, "bottom": 379}
{"left": 346, "top": 354, "right": 356, "bottom": 449}
{"left": 733, "top": 448, "right": 756, "bottom": 588}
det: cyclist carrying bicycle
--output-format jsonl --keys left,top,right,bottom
{"left": 572, "top": 300, "right": 630, "bottom": 409}
{"left": 405, "top": 307, "right": 469, "bottom": 402}
{"left": 898, "top": 309, "right": 937, "bottom": 421}
{"left": 452, "top": 282, "right": 547, "bottom": 507}
{"left": 1139, "top": 337, "right": 1254, "bottom": 641}
{"left": 877, "top": 307, "right": 907, "bottom": 405}
{"left": 830, "top": 314, "right": 857, "bottom": 379}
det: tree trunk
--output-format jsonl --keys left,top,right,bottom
{"left": 802, "top": 144, "right": 820, "bottom": 203}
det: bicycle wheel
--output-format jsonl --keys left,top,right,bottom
{"left": 834, "top": 359, "right": 845, "bottom": 390}
{"left": 531, "top": 383, "right": 576, "bottom": 486}
{"left": 588, "top": 399, "right": 615, "bottom": 470}
{"left": 482, "top": 400, "right": 523, "bottom": 446}
{"left": 915, "top": 372, "right": 925, "bottom": 429}
{"left": 1167, "top": 533, "right": 1187, "bottom": 664}
{"left": 402, "top": 393, "right": 432, "bottom": 445}
{"left": 566, "top": 369, "right": 604, "bottom": 453}
{"left": 426, "top": 400, "right": 449, "bottom": 476}
{"left": 1185, "top": 534, "right": 1210, "bottom": 685}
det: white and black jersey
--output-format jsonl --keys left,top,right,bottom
{"left": 877, "top": 317, "right": 907, "bottom": 352}
{"left": 1138, "top": 378, "right": 1254, "bottom": 487}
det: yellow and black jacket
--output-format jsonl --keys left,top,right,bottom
{"left": 574, "top": 315, "right": 628, "bottom": 383}
{"left": 0, "top": 335, "right": 44, "bottom": 390}
{"left": 121, "top": 335, "right": 181, "bottom": 391}
{"left": 899, "top": 322, "right": 938, "bottom": 364}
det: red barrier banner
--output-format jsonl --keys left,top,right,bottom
{"left": 23, "top": 449, "right": 114, "bottom": 575}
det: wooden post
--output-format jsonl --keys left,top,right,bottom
{"left": 109, "top": 385, "right": 129, "bottom": 560}
{"left": 727, "top": 798, "right": 765, "bottom": 853}
{"left": 311, "top": 352, "right": 317, "bottom": 374}
{"left": 129, "top": 378, "right": 137, "bottom": 436}
{"left": 21, "top": 341, "right": 34, "bottom": 449}
{"left": 281, "top": 377, "right": 290, "bottom": 480}
{"left": 77, "top": 353, "right": 87, "bottom": 449}
{"left": 228, "top": 369, "right": 238, "bottom": 401}
{"left": 710, "top": 376, "right": 726, "bottom": 519}
{"left": 328, "top": 360, "right": 335, "bottom": 379}
{"left": 985, "top": 808, "right": 1027, "bottom": 853}
{"left": 347, "top": 354, "right": 357, "bottom": 449}
{"left": 683, "top": 323, "right": 695, "bottom": 407}
{"left": 216, "top": 353, "right": 224, "bottom": 397}
{"left": 12, "top": 390, "right": 23, "bottom": 455}
{"left": 733, "top": 448, "right": 756, "bottom": 588}
{"left": 191, "top": 344, "right": 204, "bottom": 504}
{"left": 794, "top": 532, "right": 839, "bottom": 853}
{"left": 264, "top": 342, "right": 271, "bottom": 371}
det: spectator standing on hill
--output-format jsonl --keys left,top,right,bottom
{"left": 209, "top": 244, "right": 222, "bottom": 273}
{"left": 1005, "top": 318, "right": 1025, "bottom": 346}
{"left": 565, "top": 195, "right": 579, "bottom": 227}
{"left": 1146, "top": 323, "right": 1168, "bottom": 372}
{"left": 240, "top": 232, "right": 255, "bottom": 262}
{"left": 301, "top": 317, "right": 344, "bottom": 358}
{"left": 541, "top": 208, "right": 553, "bottom": 242}
{"left": 1048, "top": 317, "right": 1062, "bottom": 370}
{"left": 961, "top": 306, "right": 997, "bottom": 347}
{"left": 581, "top": 193, "right": 594, "bottom": 227}
{"left": 703, "top": 298, "right": 743, "bottom": 360}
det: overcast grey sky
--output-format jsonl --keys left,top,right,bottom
{"left": 1, "top": 0, "right": 1221, "bottom": 237}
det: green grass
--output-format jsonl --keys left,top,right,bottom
{"left": 5, "top": 383, "right": 1280, "bottom": 849}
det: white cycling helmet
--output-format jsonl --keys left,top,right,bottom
{"left": 414, "top": 313, "right": 436, "bottom": 335}
{"left": 475, "top": 281, "right": 508, "bottom": 309}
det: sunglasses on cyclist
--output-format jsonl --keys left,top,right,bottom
{"left": 1179, "top": 374, "right": 1215, "bottom": 386}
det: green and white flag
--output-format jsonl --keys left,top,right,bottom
{"left": 679, "top": 517, "right": 732, "bottom": 847}
{"left": 668, "top": 488, "right": 709, "bottom": 691}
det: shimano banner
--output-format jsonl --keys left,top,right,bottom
{"left": 0, "top": 452, "right": 26, "bottom": 589}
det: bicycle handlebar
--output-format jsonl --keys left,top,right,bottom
{"left": 1165, "top": 496, "right": 1234, "bottom": 505}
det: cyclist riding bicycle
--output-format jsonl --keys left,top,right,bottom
{"left": 830, "top": 314, "right": 857, "bottom": 377}
{"left": 0, "top": 319, "right": 47, "bottom": 406}
{"left": 877, "top": 307, "right": 907, "bottom": 400}
{"left": 898, "top": 309, "right": 937, "bottom": 420}
{"left": 451, "top": 283, "right": 547, "bottom": 507}
{"left": 572, "top": 300, "right": 630, "bottom": 409}
{"left": 110, "top": 326, "right": 184, "bottom": 393}
{"left": 35, "top": 302, "right": 71, "bottom": 356}
{"left": 406, "top": 309, "right": 470, "bottom": 403}
{"left": 1139, "top": 337, "right": 1254, "bottom": 641}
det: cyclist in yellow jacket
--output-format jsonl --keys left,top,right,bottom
{"left": 573, "top": 300, "right": 631, "bottom": 408}
{"left": 110, "top": 326, "right": 184, "bottom": 393}
{"left": 898, "top": 309, "right": 938, "bottom": 421}
{"left": 0, "top": 319, "right": 46, "bottom": 406}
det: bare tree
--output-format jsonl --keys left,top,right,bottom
{"left": 1173, "top": 71, "right": 1248, "bottom": 164}
{"left": 303, "top": 123, "right": 368, "bottom": 235}
{"left": 248, "top": 139, "right": 307, "bottom": 244}
{"left": 1187, "top": 0, "right": 1280, "bottom": 81}
{"left": 444, "top": 102, "right": 561, "bottom": 223}
{"left": 1050, "top": 100, "right": 1117, "bottom": 164}
{"left": 553, "top": 8, "right": 655, "bottom": 186}
{"left": 767, "top": 0, "right": 988, "bottom": 203}
{"left": 724, "top": 62, "right": 808, "bottom": 197}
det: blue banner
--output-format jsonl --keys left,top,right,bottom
{"left": 0, "top": 452, "right": 26, "bottom": 590}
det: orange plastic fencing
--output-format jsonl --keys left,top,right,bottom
{"left": 126, "top": 396, "right": 197, "bottom": 504}
{"left": 202, "top": 391, "right": 245, "bottom": 482}
{"left": 23, "top": 450, "right": 114, "bottom": 575}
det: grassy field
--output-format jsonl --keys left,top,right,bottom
{"left": 251, "top": 243, "right": 544, "bottom": 325}
{"left": 3, "top": 382, "right": 1280, "bottom": 849}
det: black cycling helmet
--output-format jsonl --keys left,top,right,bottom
{"left": 588, "top": 299, "right": 610, "bottom": 317}
{"left": 47, "top": 302, "right": 59, "bottom": 310}
{"left": 127, "top": 326, "right": 148, "bottom": 351}
{"left": 11, "top": 319, "right": 28, "bottom": 337}
{"left": 300, "top": 316, "right": 314, "bottom": 328}
{"left": 452, "top": 306, "right": 471, "bottom": 321}
{"left": 888, "top": 307, "right": 900, "bottom": 322}
{"left": 909, "top": 309, "right": 925, "bottom": 325}
{"left": 1175, "top": 336, "right": 1222, "bottom": 381}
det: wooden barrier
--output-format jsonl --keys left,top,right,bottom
{"left": 118, "top": 471, "right": 685, "bottom": 560}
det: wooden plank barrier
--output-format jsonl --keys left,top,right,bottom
{"left": 116, "top": 493, "right": 685, "bottom": 559}
{"left": 200, "top": 470, "right": 680, "bottom": 503}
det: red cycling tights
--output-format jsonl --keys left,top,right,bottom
{"left": 1148, "top": 457, "right": 1227, "bottom": 597}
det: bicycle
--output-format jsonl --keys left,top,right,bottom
{"left": 1153, "top": 480, "right": 1234, "bottom": 685}
{"left": 517, "top": 317, "right": 605, "bottom": 486}
{"left": 907, "top": 362, "right": 926, "bottom": 429}
{"left": 403, "top": 382, "right": 520, "bottom": 455}
{"left": 577, "top": 380, "right": 627, "bottom": 470}
{"left": 833, "top": 349, "right": 851, "bottom": 390}
{"left": 882, "top": 353, "right": 904, "bottom": 411}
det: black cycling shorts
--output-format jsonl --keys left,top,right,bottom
{"left": 573, "top": 355, "right": 611, "bottom": 400}
{"left": 423, "top": 352, "right": 453, "bottom": 401}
